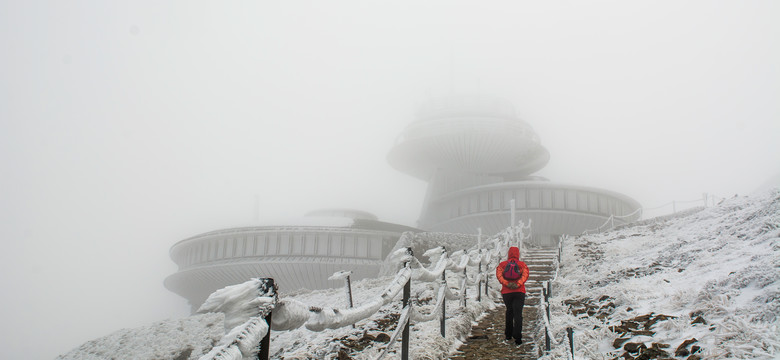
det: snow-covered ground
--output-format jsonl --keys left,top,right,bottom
{"left": 543, "top": 190, "right": 779, "bottom": 359}
{"left": 56, "top": 190, "right": 779, "bottom": 360}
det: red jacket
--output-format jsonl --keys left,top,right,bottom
{"left": 495, "top": 246, "right": 530, "bottom": 294}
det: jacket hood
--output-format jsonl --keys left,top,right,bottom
{"left": 508, "top": 246, "right": 520, "bottom": 260}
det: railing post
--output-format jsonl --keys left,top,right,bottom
{"left": 441, "top": 268, "right": 446, "bottom": 338}
{"left": 462, "top": 260, "right": 467, "bottom": 308}
{"left": 477, "top": 249, "right": 482, "bottom": 302}
{"left": 477, "top": 228, "right": 482, "bottom": 303}
{"left": 511, "top": 199, "right": 516, "bottom": 245}
{"left": 484, "top": 248, "right": 490, "bottom": 297}
{"left": 258, "top": 278, "right": 275, "bottom": 360}
{"left": 346, "top": 274, "right": 355, "bottom": 328}
{"left": 402, "top": 248, "right": 412, "bottom": 360}
{"left": 545, "top": 286, "right": 551, "bottom": 352}
{"left": 558, "top": 237, "right": 562, "bottom": 263}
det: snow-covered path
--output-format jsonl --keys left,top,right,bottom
{"left": 451, "top": 247, "right": 559, "bottom": 359}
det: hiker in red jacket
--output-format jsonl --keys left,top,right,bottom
{"left": 495, "top": 246, "right": 530, "bottom": 346}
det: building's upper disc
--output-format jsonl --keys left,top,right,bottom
{"left": 387, "top": 94, "right": 550, "bottom": 180}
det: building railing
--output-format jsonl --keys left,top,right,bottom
{"left": 582, "top": 193, "right": 723, "bottom": 235}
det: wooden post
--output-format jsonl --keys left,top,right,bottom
{"left": 567, "top": 327, "right": 574, "bottom": 358}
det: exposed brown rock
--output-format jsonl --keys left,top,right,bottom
{"left": 374, "top": 333, "right": 390, "bottom": 343}
{"left": 624, "top": 342, "right": 646, "bottom": 353}
{"left": 675, "top": 338, "right": 698, "bottom": 357}
{"left": 613, "top": 337, "right": 631, "bottom": 348}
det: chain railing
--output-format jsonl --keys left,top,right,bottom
{"left": 539, "top": 235, "right": 574, "bottom": 360}
{"left": 196, "top": 229, "right": 517, "bottom": 360}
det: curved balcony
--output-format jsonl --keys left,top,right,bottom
{"left": 165, "top": 225, "right": 409, "bottom": 310}
{"left": 419, "top": 181, "right": 642, "bottom": 245}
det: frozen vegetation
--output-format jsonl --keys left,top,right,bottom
{"left": 543, "top": 190, "right": 779, "bottom": 359}
{"left": 56, "top": 190, "right": 779, "bottom": 359}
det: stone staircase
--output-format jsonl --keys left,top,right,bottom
{"left": 450, "top": 247, "right": 558, "bottom": 359}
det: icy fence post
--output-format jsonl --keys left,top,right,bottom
{"left": 557, "top": 236, "right": 562, "bottom": 263}
{"left": 510, "top": 199, "right": 516, "bottom": 245}
{"left": 462, "top": 253, "right": 468, "bottom": 308}
{"left": 346, "top": 274, "right": 354, "bottom": 328}
{"left": 546, "top": 281, "right": 552, "bottom": 299}
{"left": 329, "top": 270, "right": 355, "bottom": 329}
{"left": 402, "top": 247, "right": 412, "bottom": 360}
{"left": 477, "top": 228, "right": 482, "bottom": 303}
{"left": 441, "top": 247, "right": 447, "bottom": 338}
{"left": 567, "top": 327, "right": 574, "bottom": 359}
{"left": 258, "top": 278, "right": 275, "bottom": 360}
{"left": 543, "top": 281, "right": 551, "bottom": 353}
{"left": 477, "top": 249, "right": 482, "bottom": 302}
{"left": 517, "top": 220, "right": 524, "bottom": 249}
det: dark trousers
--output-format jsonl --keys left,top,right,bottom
{"left": 502, "top": 292, "right": 526, "bottom": 343}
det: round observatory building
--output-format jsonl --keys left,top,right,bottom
{"left": 388, "top": 94, "right": 641, "bottom": 245}
{"left": 165, "top": 209, "right": 418, "bottom": 310}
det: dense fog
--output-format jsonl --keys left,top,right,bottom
{"left": 1, "top": 2, "right": 778, "bottom": 359}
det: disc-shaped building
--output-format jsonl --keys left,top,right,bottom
{"left": 165, "top": 209, "right": 417, "bottom": 310}
{"left": 387, "top": 95, "right": 641, "bottom": 245}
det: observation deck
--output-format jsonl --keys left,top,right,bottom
{"left": 387, "top": 95, "right": 550, "bottom": 180}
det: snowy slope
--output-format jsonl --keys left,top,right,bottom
{"left": 543, "top": 190, "right": 779, "bottom": 359}
{"left": 55, "top": 313, "right": 225, "bottom": 360}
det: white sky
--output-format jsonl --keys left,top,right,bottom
{"left": 1, "top": 1, "right": 778, "bottom": 359}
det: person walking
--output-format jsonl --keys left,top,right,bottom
{"left": 495, "top": 246, "right": 530, "bottom": 346}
